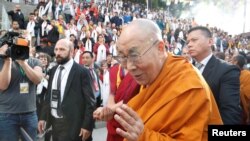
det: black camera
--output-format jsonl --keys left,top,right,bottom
{"left": 0, "top": 31, "right": 29, "bottom": 60}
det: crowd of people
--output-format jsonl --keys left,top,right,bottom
{"left": 0, "top": 0, "right": 250, "bottom": 141}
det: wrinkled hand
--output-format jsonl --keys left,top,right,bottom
{"left": 79, "top": 128, "right": 91, "bottom": 141}
{"left": 114, "top": 104, "right": 144, "bottom": 141}
{"left": 93, "top": 106, "right": 114, "bottom": 121}
{"left": 93, "top": 101, "right": 123, "bottom": 121}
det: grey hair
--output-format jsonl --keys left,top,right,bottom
{"left": 130, "top": 19, "right": 163, "bottom": 42}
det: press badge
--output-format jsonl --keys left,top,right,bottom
{"left": 20, "top": 82, "right": 29, "bottom": 94}
{"left": 51, "top": 90, "right": 60, "bottom": 108}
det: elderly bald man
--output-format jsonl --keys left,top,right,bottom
{"left": 113, "top": 19, "right": 223, "bottom": 141}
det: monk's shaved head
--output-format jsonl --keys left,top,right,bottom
{"left": 116, "top": 19, "right": 167, "bottom": 86}
{"left": 118, "top": 19, "right": 162, "bottom": 47}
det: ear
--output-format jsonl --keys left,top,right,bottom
{"left": 208, "top": 37, "right": 214, "bottom": 46}
{"left": 157, "top": 41, "right": 165, "bottom": 53}
{"left": 157, "top": 41, "right": 166, "bottom": 58}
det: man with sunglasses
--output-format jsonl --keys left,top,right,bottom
{"left": 112, "top": 19, "right": 223, "bottom": 141}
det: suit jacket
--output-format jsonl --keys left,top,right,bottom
{"left": 8, "top": 10, "right": 25, "bottom": 29}
{"left": 202, "top": 55, "right": 242, "bottom": 124}
{"left": 86, "top": 63, "right": 102, "bottom": 107}
{"left": 40, "top": 62, "right": 96, "bottom": 140}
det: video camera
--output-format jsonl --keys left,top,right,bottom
{"left": 0, "top": 31, "right": 29, "bottom": 60}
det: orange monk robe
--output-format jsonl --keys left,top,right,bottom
{"left": 127, "top": 53, "right": 223, "bottom": 141}
{"left": 240, "top": 70, "right": 250, "bottom": 124}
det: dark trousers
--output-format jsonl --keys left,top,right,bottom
{"left": 52, "top": 117, "right": 72, "bottom": 141}
{"left": 51, "top": 117, "right": 92, "bottom": 141}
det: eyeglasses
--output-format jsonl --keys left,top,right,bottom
{"left": 116, "top": 40, "right": 158, "bottom": 64}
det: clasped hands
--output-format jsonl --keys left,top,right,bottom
{"left": 93, "top": 102, "right": 144, "bottom": 141}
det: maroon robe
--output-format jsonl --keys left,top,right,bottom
{"left": 106, "top": 65, "right": 140, "bottom": 141}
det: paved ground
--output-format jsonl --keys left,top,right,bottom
{"left": 36, "top": 121, "right": 107, "bottom": 141}
{"left": 92, "top": 127, "right": 107, "bottom": 141}
{"left": 93, "top": 121, "right": 107, "bottom": 141}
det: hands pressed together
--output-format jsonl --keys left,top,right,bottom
{"left": 114, "top": 104, "right": 144, "bottom": 141}
{"left": 93, "top": 106, "right": 114, "bottom": 121}
{"left": 93, "top": 103, "right": 144, "bottom": 141}
{"left": 93, "top": 101, "right": 123, "bottom": 121}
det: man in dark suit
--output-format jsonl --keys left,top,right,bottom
{"left": 38, "top": 39, "right": 96, "bottom": 141}
{"left": 187, "top": 26, "right": 242, "bottom": 124}
{"left": 8, "top": 5, "right": 25, "bottom": 29}
{"left": 81, "top": 51, "right": 102, "bottom": 107}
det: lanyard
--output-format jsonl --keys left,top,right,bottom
{"left": 16, "top": 62, "right": 26, "bottom": 77}
{"left": 19, "top": 66, "right": 26, "bottom": 77}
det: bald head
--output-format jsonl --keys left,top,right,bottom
{"left": 118, "top": 19, "right": 162, "bottom": 46}
{"left": 116, "top": 19, "right": 167, "bottom": 86}
{"left": 54, "top": 39, "right": 74, "bottom": 64}
{"left": 56, "top": 39, "right": 74, "bottom": 51}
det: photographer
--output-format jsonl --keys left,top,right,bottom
{"left": 0, "top": 44, "right": 43, "bottom": 140}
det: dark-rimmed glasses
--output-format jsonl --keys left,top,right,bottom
{"left": 116, "top": 40, "right": 159, "bottom": 64}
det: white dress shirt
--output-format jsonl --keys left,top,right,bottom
{"left": 51, "top": 59, "right": 74, "bottom": 118}
{"left": 198, "top": 53, "right": 213, "bottom": 73}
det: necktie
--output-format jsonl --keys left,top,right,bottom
{"left": 57, "top": 66, "right": 64, "bottom": 117}
{"left": 89, "top": 68, "right": 99, "bottom": 92}
{"left": 195, "top": 62, "right": 203, "bottom": 70}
